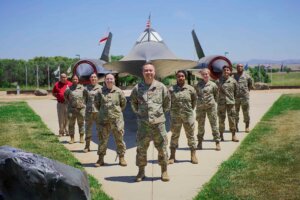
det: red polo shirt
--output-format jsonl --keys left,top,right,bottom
{"left": 52, "top": 80, "right": 72, "bottom": 103}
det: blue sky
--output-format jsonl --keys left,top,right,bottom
{"left": 0, "top": 0, "right": 299, "bottom": 62}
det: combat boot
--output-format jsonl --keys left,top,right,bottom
{"left": 58, "top": 131, "right": 63, "bottom": 137}
{"left": 216, "top": 141, "right": 221, "bottom": 151}
{"left": 79, "top": 134, "right": 84, "bottom": 143}
{"left": 197, "top": 139, "right": 203, "bottom": 150}
{"left": 191, "top": 149, "right": 198, "bottom": 164}
{"left": 95, "top": 156, "right": 104, "bottom": 167}
{"left": 245, "top": 122, "right": 250, "bottom": 133}
{"left": 168, "top": 148, "right": 176, "bottom": 164}
{"left": 83, "top": 141, "right": 90, "bottom": 153}
{"left": 119, "top": 155, "right": 127, "bottom": 167}
{"left": 161, "top": 165, "right": 170, "bottom": 182}
{"left": 69, "top": 136, "right": 75, "bottom": 144}
{"left": 232, "top": 132, "right": 239, "bottom": 142}
{"left": 220, "top": 133, "right": 224, "bottom": 141}
{"left": 135, "top": 166, "right": 145, "bottom": 182}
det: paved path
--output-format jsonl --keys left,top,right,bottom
{"left": 27, "top": 90, "right": 292, "bottom": 200}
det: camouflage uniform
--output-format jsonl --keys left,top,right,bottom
{"left": 169, "top": 84, "right": 197, "bottom": 150}
{"left": 95, "top": 85, "right": 127, "bottom": 157}
{"left": 83, "top": 84, "right": 102, "bottom": 142}
{"left": 195, "top": 80, "right": 220, "bottom": 142}
{"left": 64, "top": 84, "right": 86, "bottom": 137}
{"left": 130, "top": 80, "right": 170, "bottom": 167}
{"left": 216, "top": 76, "right": 238, "bottom": 133}
{"left": 234, "top": 71, "right": 253, "bottom": 126}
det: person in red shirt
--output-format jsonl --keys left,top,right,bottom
{"left": 52, "top": 73, "right": 72, "bottom": 136}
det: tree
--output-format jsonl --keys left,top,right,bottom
{"left": 249, "top": 65, "right": 270, "bottom": 83}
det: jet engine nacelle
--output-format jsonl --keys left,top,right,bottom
{"left": 73, "top": 59, "right": 115, "bottom": 84}
{"left": 196, "top": 55, "right": 232, "bottom": 80}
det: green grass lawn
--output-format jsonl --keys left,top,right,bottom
{"left": 195, "top": 93, "right": 300, "bottom": 200}
{"left": 0, "top": 86, "right": 51, "bottom": 91}
{"left": 268, "top": 72, "right": 300, "bottom": 86}
{"left": 0, "top": 102, "right": 111, "bottom": 200}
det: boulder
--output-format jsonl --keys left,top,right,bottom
{"left": 254, "top": 82, "right": 270, "bottom": 90}
{"left": 34, "top": 89, "right": 48, "bottom": 96}
{"left": 0, "top": 146, "right": 90, "bottom": 200}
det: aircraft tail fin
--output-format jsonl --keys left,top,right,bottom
{"left": 100, "top": 32, "right": 113, "bottom": 62}
{"left": 192, "top": 29, "right": 205, "bottom": 59}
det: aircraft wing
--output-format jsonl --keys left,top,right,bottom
{"left": 104, "top": 59, "right": 197, "bottom": 79}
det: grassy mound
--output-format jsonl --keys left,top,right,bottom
{"left": 0, "top": 102, "right": 112, "bottom": 200}
{"left": 195, "top": 94, "right": 300, "bottom": 200}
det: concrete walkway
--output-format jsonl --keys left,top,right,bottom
{"left": 27, "top": 90, "right": 289, "bottom": 200}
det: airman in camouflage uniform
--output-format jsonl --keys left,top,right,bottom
{"left": 168, "top": 70, "right": 198, "bottom": 165}
{"left": 94, "top": 74, "right": 127, "bottom": 167}
{"left": 216, "top": 66, "right": 239, "bottom": 142}
{"left": 64, "top": 75, "right": 86, "bottom": 144}
{"left": 82, "top": 73, "right": 102, "bottom": 153}
{"left": 195, "top": 68, "right": 221, "bottom": 151}
{"left": 130, "top": 63, "right": 171, "bottom": 182}
{"left": 234, "top": 64, "right": 254, "bottom": 133}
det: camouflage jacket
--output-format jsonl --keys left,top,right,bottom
{"left": 130, "top": 80, "right": 171, "bottom": 124}
{"left": 216, "top": 76, "right": 237, "bottom": 105}
{"left": 64, "top": 84, "right": 85, "bottom": 112}
{"left": 234, "top": 72, "right": 253, "bottom": 100}
{"left": 95, "top": 85, "right": 127, "bottom": 122}
{"left": 195, "top": 80, "right": 218, "bottom": 108}
{"left": 83, "top": 84, "right": 102, "bottom": 113}
{"left": 169, "top": 83, "right": 197, "bottom": 117}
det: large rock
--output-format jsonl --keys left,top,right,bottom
{"left": 0, "top": 146, "right": 90, "bottom": 200}
{"left": 34, "top": 89, "right": 48, "bottom": 96}
{"left": 254, "top": 82, "right": 270, "bottom": 90}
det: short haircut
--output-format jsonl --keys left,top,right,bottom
{"left": 222, "top": 65, "right": 232, "bottom": 71}
{"left": 142, "top": 61, "right": 155, "bottom": 70}
{"left": 199, "top": 68, "right": 210, "bottom": 74}
{"left": 90, "top": 73, "right": 98, "bottom": 78}
{"left": 60, "top": 73, "right": 67, "bottom": 78}
{"left": 176, "top": 70, "right": 187, "bottom": 77}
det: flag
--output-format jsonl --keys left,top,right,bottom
{"left": 146, "top": 14, "right": 151, "bottom": 28}
{"left": 53, "top": 66, "right": 60, "bottom": 76}
{"left": 67, "top": 66, "right": 72, "bottom": 74}
{"left": 99, "top": 35, "right": 108, "bottom": 45}
{"left": 244, "top": 63, "right": 249, "bottom": 71}
{"left": 280, "top": 63, "right": 283, "bottom": 72}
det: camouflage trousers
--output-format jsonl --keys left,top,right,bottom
{"left": 218, "top": 104, "right": 236, "bottom": 133}
{"left": 97, "top": 118, "right": 126, "bottom": 157}
{"left": 57, "top": 102, "right": 68, "bottom": 135}
{"left": 170, "top": 115, "right": 197, "bottom": 150}
{"left": 85, "top": 112, "right": 99, "bottom": 142}
{"left": 136, "top": 120, "right": 168, "bottom": 167}
{"left": 68, "top": 108, "right": 85, "bottom": 136}
{"left": 235, "top": 98, "right": 250, "bottom": 124}
{"left": 196, "top": 105, "right": 220, "bottom": 142}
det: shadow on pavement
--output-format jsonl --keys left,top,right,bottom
{"left": 105, "top": 176, "right": 161, "bottom": 183}
{"left": 91, "top": 97, "right": 171, "bottom": 151}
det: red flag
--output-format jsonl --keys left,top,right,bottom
{"left": 99, "top": 35, "right": 108, "bottom": 44}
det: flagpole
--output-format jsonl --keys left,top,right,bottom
{"left": 25, "top": 64, "right": 28, "bottom": 89}
{"left": 36, "top": 65, "right": 39, "bottom": 89}
{"left": 47, "top": 65, "right": 50, "bottom": 90}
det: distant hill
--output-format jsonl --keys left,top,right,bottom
{"left": 238, "top": 59, "right": 300, "bottom": 65}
